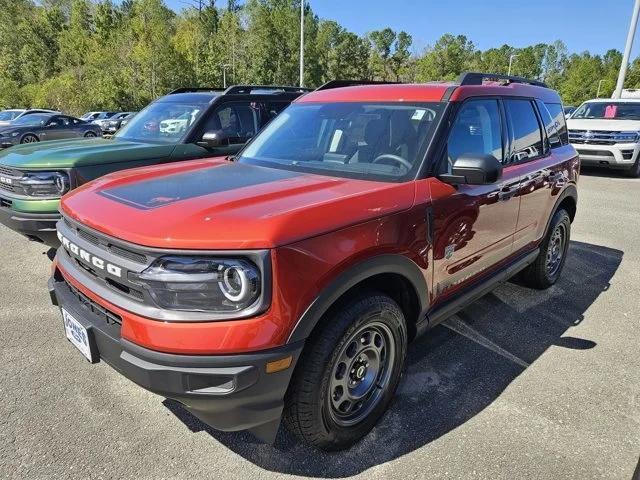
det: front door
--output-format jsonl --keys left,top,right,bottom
{"left": 430, "top": 98, "right": 521, "bottom": 303}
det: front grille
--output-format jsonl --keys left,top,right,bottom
{"left": 77, "top": 227, "right": 100, "bottom": 246}
{"left": 70, "top": 254, "right": 145, "bottom": 302}
{"left": 0, "top": 165, "right": 20, "bottom": 177}
{"left": 64, "top": 278, "right": 122, "bottom": 326}
{"left": 0, "top": 182, "right": 15, "bottom": 193}
{"left": 108, "top": 244, "right": 147, "bottom": 264}
{"left": 0, "top": 197, "right": 11, "bottom": 208}
{"left": 0, "top": 165, "right": 20, "bottom": 193}
{"left": 569, "top": 130, "right": 635, "bottom": 145}
{"left": 64, "top": 217, "right": 147, "bottom": 265}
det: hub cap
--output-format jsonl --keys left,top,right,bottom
{"left": 546, "top": 223, "right": 566, "bottom": 276}
{"left": 328, "top": 321, "right": 396, "bottom": 427}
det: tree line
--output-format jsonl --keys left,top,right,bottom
{"left": 2, "top": 0, "right": 640, "bottom": 116}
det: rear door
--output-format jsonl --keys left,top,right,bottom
{"left": 430, "top": 98, "right": 521, "bottom": 300}
{"left": 505, "top": 99, "right": 565, "bottom": 252}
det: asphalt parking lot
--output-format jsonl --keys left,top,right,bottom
{"left": 0, "top": 170, "right": 639, "bottom": 479}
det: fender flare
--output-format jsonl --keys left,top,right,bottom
{"left": 287, "top": 254, "right": 428, "bottom": 344}
{"left": 543, "top": 183, "right": 578, "bottom": 238}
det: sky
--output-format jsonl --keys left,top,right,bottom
{"left": 165, "top": 0, "right": 640, "bottom": 56}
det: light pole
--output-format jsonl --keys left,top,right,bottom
{"left": 596, "top": 79, "right": 605, "bottom": 98}
{"left": 508, "top": 54, "right": 518, "bottom": 76}
{"left": 614, "top": 0, "right": 640, "bottom": 98}
{"left": 222, "top": 64, "right": 231, "bottom": 88}
{"left": 299, "top": 0, "right": 305, "bottom": 87}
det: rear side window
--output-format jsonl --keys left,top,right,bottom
{"left": 201, "top": 102, "right": 259, "bottom": 144}
{"left": 504, "top": 99, "right": 543, "bottom": 164}
{"left": 535, "top": 100, "right": 562, "bottom": 149}
{"left": 261, "top": 101, "right": 289, "bottom": 127}
{"left": 447, "top": 99, "right": 503, "bottom": 169}
{"left": 544, "top": 102, "right": 568, "bottom": 145}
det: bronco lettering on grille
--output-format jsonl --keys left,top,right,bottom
{"left": 57, "top": 231, "right": 123, "bottom": 278}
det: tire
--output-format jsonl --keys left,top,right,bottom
{"left": 20, "top": 134, "right": 39, "bottom": 144}
{"left": 84, "top": 131, "right": 97, "bottom": 138}
{"left": 625, "top": 157, "right": 640, "bottom": 178}
{"left": 284, "top": 293, "right": 407, "bottom": 451}
{"left": 520, "top": 208, "right": 571, "bottom": 289}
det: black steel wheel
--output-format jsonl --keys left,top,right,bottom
{"left": 284, "top": 293, "right": 407, "bottom": 451}
{"left": 520, "top": 208, "right": 571, "bottom": 289}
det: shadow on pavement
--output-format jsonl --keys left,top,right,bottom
{"left": 164, "top": 240, "right": 622, "bottom": 478}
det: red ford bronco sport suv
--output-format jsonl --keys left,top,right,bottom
{"left": 49, "top": 73, "right": 579, "bottom": 451}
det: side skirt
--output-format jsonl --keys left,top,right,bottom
{"left": 418, "top": 248, "right": 540, "bottom": 336}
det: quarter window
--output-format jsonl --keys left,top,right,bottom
{"left": 544, "top": 102, "right": 569, "bottom": 145}
{"left": 504, "top": 99, "right": 543, "bottom": 164}
{"left": 536, "top": 100, "right": 561, "bottom": 149}
{"left": 447, "top": 99, "right": 503, "bottom": 169}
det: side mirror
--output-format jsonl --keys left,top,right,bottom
{"left": 196, "top": 130, "right": 228, "bottom": 149}
{"left": 439, "top": 154, "right": 503, "bottom": 185}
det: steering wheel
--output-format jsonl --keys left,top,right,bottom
{"left": 372, "top": 154, "right": 412, "bottom": 170}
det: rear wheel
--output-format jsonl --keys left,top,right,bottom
{"left": 84, "top": 131, "right": 97, "bottom": 138}
{"left": 284, "top": 294, "right": 407, "bottom": 451}
{"left": 20, "top": 134, "right": 38, "bottom": 144}
{"left": 520, "top": 208, "right": 571, "bottom": 289}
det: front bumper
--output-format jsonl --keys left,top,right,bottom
{"left": 49, "top": 273, "right": 303, "bottom": 443}
{"left": 571, "top": 142, "right": 640, "bottom": 169}
{"left": 0, "top": 199, "right": 60, "bottom": 245}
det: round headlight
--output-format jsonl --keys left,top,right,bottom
{"left": 219, "top": 265, "right": 252, "bottom": 302}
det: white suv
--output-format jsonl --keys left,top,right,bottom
{"left": 567, "top": 98, "right": 640, "bottom": 177}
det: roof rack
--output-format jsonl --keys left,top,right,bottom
{"left": 168, "top": 87, "right": 224, "bottom": 94}
{"left": 458, "top": 72, "right": 548, "bottom": 89}
{"left": 315, "top": 80, "right": 399, "bottom": 91}
{"left": 223, "top": 85, "right": 312, "bottom": 95}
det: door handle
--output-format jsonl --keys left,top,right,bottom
{"left": 545, "top": 172, "right": 563, "bottom": 183}
{"left": 498, "top": 185, "right": 514, "bottom": 201}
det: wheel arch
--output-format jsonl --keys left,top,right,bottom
{"left": 287, "top": 254, "right": 428, "bottom": 345}
{"left": 544, "top": 184, "right": 577, "bottom": 238}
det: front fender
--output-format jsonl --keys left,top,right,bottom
{"left": 286, "top": 254, "right": 428, "bottom": 344}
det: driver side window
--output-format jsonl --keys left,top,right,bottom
{"left": 200, "top": 102, "right": 258, "bottom": 145}
{"left": 446, "top": 99, "right": 503, "bottom": 172}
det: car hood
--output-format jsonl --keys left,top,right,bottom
{"left": 566, "top": 118, "right": 640, "bottom": 131}
{"left": 60, "top": 159, "right": 416, "bottom": 249}
{"left": 0, "top": 137, "right": 175, "bottom": 169}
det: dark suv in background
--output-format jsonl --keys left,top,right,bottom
{"left": 0, "top": 85, "right": 309, "bottom": 245}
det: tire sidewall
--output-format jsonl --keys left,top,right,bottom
{"left": 543, "top": 210, "right": 571, "bottom": 284}
{"left": 316, "top": 296, "right": 407, "bottom": 448}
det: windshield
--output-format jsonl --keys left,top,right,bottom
{"left": 238, "top": 102, "right": 444, "bottom": 181}
{"left": 572, "top": 102, "right": 640, "bottom": 120}
{"left": 12, "top": 113, "right": 51, "bottom": 125}
{"left": 0, "top": 111, "right": 22, "bottom": 121}
{"left": 115, "top": 102, "right": 206, "bottom": 143}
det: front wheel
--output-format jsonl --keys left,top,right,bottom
{"left": 284, "top": 294, "right": 407, "bottom": 451}
{"left": 626, "top": 157, "right": 640, "bottom": 178}
{"left": 520, "top": 208, "right": 571, "bottom": 289}
{"left": 84, "top": 131, "right": 97, "bottom": 138}
{"left": 20, "top": 134, "right": 39, "bottom": 144}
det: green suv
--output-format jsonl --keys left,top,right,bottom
{"left": 0, "top": 85, "right": 308, "bottom": 245}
